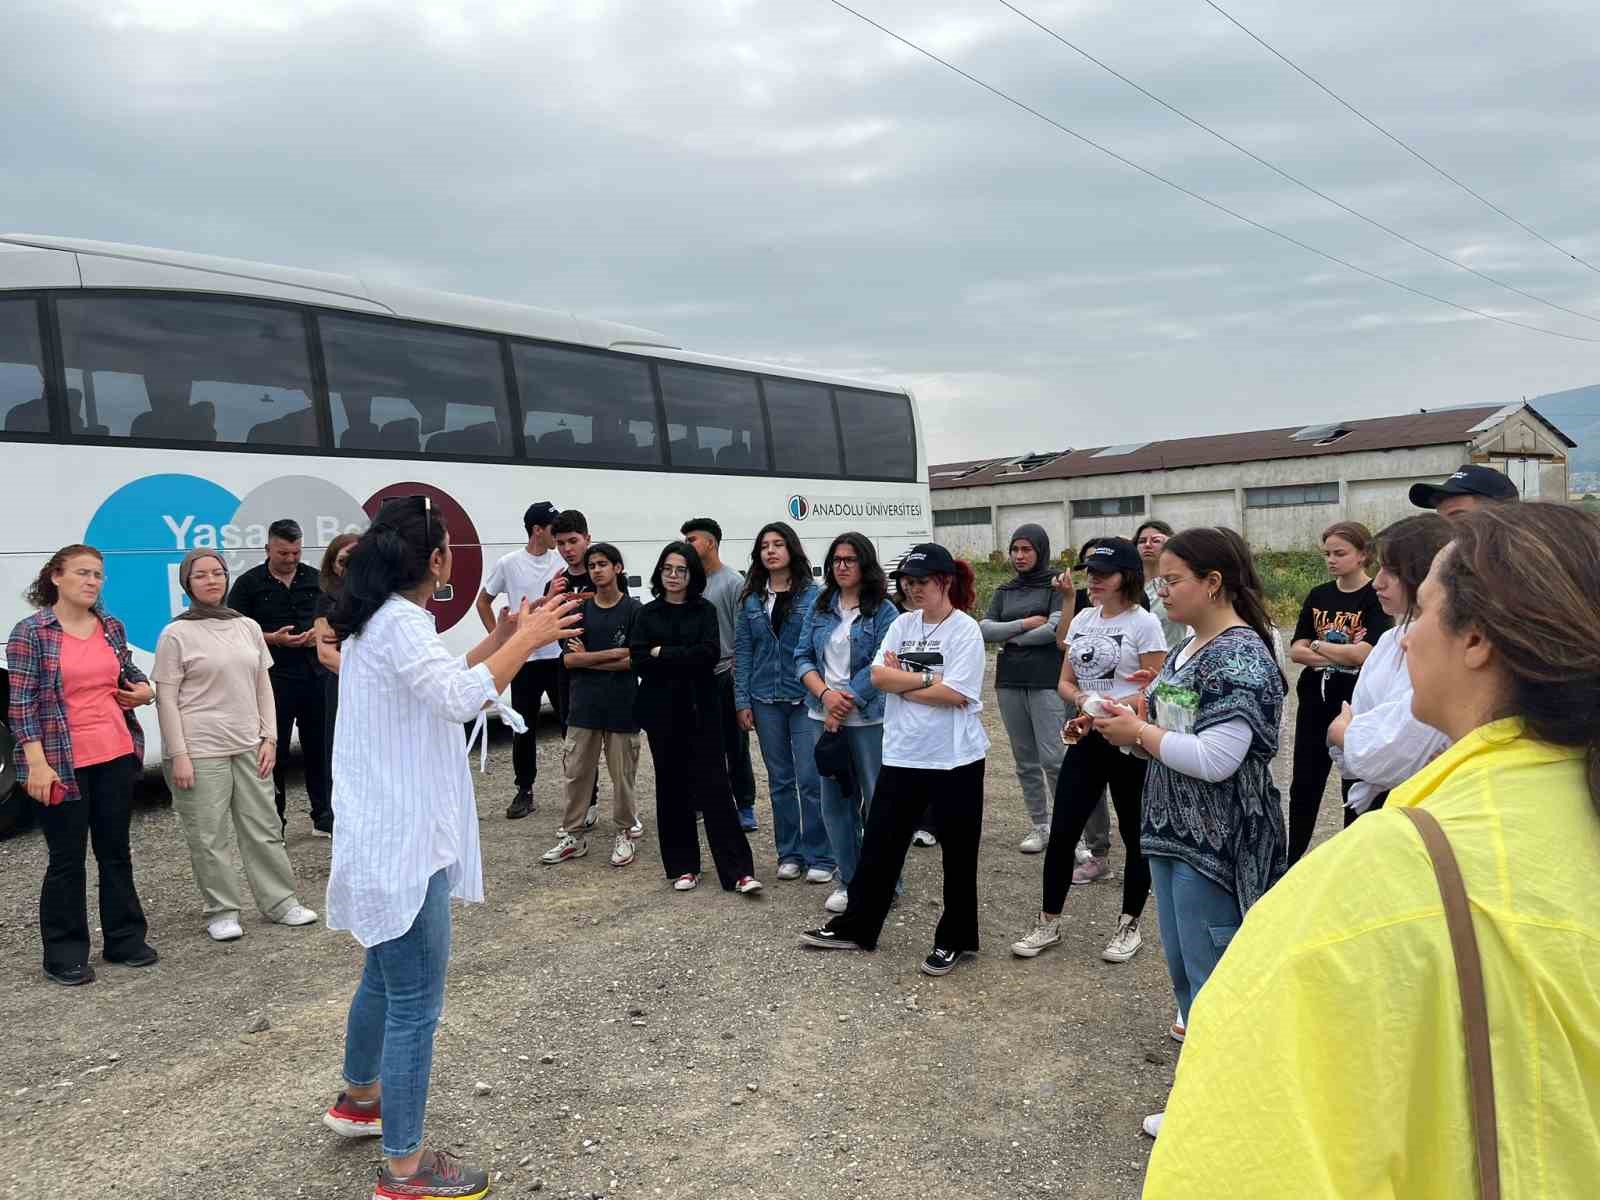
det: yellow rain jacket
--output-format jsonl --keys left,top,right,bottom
{"left": 1144, "top": 720, "right": 1600, "bottom": 1199}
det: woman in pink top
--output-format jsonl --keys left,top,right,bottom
{"left": 6, "top": 544, "right": 158, "bottom": 987}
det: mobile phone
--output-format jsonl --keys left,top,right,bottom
{"left": 49, "top": 779, "right": 67, "bottom": 804}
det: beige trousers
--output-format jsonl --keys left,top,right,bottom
{"left": 165, "top": 752, "right": 301, "bottom": 922}
{"left": 561, "top": 727, "right": 640, "bottom": 835}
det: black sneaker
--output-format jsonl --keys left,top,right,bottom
{"left": 505, "top": 788, "right": 534, "bottom": 820}
{"left": 919, "top": 946, "right": 970, "bottom": 977}
{"left": 800, "top": 928, "right": 862, "bottom": 951}
{"left": 105, "top": 944, "right": 159, "bottom": 968}
{"left": 374, "top": 1148, "right": 489, "bottom": 1198}
{"left": 312, "top": 818, "right": 334, "bottom": 839}
{"left": 44, "top": 962, "right": 96, "bottom": 987}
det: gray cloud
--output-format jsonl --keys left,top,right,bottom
{"left": 5, "top": 0, "right": 1599, "bottom": 461}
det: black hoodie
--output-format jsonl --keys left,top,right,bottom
{"left": 980, "top": 523, "right": 1065, "bottom": 689}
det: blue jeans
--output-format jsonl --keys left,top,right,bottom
{"left": 752, "top": 699, "right": 833, "bottom": 871}
{"left": 815, "top": 721, "right": 884, "bottom": 887}
{"left": 1148, "top": 854, "right": 1242, "bottom": 1022}
{"left": 343, "top": 868, "right": 452, "bottom": 1158}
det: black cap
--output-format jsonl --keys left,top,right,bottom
{"left": 892, "top": 543, "right": 958, "bottom": 578}
{"left": 1408, "top": 465, "right": 1519, "bottom": 510}
{"left": 524, "top": 500, "right": 561, "bottom": 530}
{"left": 1076, "top": 537, "right": 1142, "bottom": 574}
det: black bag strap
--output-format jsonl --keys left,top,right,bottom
{"left": 1399, "top": 806, "right": 1501, "bottom": 1200}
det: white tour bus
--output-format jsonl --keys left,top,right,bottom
{"left": 0, "top": 234, "right": 930, "bottom": 833}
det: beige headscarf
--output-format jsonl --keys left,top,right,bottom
{"left": 174, "top": 549, "right": 247, "bottom": 621}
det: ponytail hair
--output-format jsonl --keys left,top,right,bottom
{"left": 330, "top": 498, "right": 446, "bottom": 640}
{"left": 1164, "top": 527, "right": 1285, "bottom": 685}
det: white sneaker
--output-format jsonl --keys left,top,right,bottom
{"left": 673, "top": 873, "right": 699, "bottom": 891}
{"left": 1073, "top": 838, "right": 1092, "bottom": 864}
{"left": 1011, "top": 916, "right": 1062, "bottom": 958}
{"left": 824, "top": 886, "right": 849, "bottom": 914}
{"left": 207, "top": 917, "right": 244, "bottom": 942}
{"left": 583, "top": 801, "right": 599, "bottom": 829}
{"left": 1019, "top": 826, "right": 1047, "bottom": 854}
{"left": 275, "top": 904, "right": 319, "bottom": 927}
{"left": 776, "top": 862, "right": 803, "bottom": 881}
{"left": 911, "top": 829, "right": 937, "bottom": 847}
{"left": 735, "top": 876, "right": 764, "bottom": 894}
{"left": 805, "top": 866, "right": 835, "bottom": 885}
{"left": 610, "top": 834, "right": 636, "bottom": 868}
{"left": 1142, "top": 1111, "right": 1165, "bottom": 1139}
{"left": 627, "top": 818, "right": 645, "bottom": 841}
{"left": 1101, "top": 914, "right": 1143, "bottom": 963}
{"left": 541, "top": 833, "right": 588, "bottom": 865}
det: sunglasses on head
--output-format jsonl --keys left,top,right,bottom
{"left": 392, "top": 494, "right": 454, "bottom": 602}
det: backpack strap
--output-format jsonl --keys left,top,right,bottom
{"left": 1399, "top": 806, "right": 1501, "bottom": 1200}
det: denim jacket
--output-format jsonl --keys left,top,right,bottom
{"left": 794, "top": 594, "right": 900, "bottom": 722}
{"left": 733, "top": 582, "right": 818, "bottom": 708}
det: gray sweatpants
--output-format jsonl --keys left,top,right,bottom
{"left": 997, "top": 686, "right": 1067, "bottom": 828}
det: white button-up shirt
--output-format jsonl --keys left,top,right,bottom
{"left": 326, "top": 595, "right": 495, "bottom": 947}
{"left": 1329, "top": 623, "right": 1451, "bottom": 814}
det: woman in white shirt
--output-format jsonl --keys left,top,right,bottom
{"left": 1013, "top": 538, "right": 1168, "bottom": 966}
{"left": 800, "top": 543, "right": 990, "bottom": 978}
{"left": 317, "top": 497, "right": 581, "bottom": 1200}
{"left": 1326, "top": 514, "right": 1453, "bottom": 822}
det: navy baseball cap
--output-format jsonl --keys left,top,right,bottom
{"left": 893, "top": 543, "right": 958, "bottom": 578}
{"left": 1409, "top": 465, "right": 1519, "bottom": 509}
{"left": 524, "top": 500, "right": 561, "bottom": 530}
{"left": 1076, "top": 537, "right": 1142, "bottom": 574}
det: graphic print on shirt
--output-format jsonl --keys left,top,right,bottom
{"left": 1308, "top": 607, "right": 1366, "bottom": 675}
{"left": 1069, "top": 629, "right": 1125, "bottom": 693}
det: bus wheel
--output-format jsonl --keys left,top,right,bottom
{"left": 0, "top": 719, "right": 26, "bottom": 839}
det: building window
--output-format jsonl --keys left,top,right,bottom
{"left": 1070, "top": 496, "right": 1145, "bottom": 519}
{"left": 1245, "top": 481, "right": 1339, "bottom": 508}
{"left": 933, "top": 506, "right": 988, "bottom": 527}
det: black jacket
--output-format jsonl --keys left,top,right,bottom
{"left": 629, "top": 597, "right": 719, "bottom": 734}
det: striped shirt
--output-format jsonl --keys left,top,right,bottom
{"left": 326, "top": 595, "right": 495, "bottom": 948}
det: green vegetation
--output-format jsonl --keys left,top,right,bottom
{"left": 968, "top": 550, "right": 1324, "bottom": 629}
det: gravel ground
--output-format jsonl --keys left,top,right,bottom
{"left": 0, "top": 667, "right": 1339, "bottom": 1200}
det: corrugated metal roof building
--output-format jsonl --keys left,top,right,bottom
{"left": 930, "top": 403, "right": 1574, "bottom": 556}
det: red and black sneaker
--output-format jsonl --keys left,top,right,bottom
{"left": 323, "top": 1090, "right": 382, "bottom": 1139}
{"left": 373, "top": 1149, "right": 490, "bottom": 1199}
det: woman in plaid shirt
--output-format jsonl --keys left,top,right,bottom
{"left": 7, "top": 543, "right": 158, "bottom": 986}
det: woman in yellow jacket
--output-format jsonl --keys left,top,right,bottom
{"left": 1144, "top": 500, "right": 1600, "bottom": 1199}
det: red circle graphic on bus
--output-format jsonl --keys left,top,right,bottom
{"left": 363, "top": 482, "right": 482, "bottom": 633}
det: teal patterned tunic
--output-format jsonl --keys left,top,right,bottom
{"left": 1141, "top": 626, "right": 1287, "bottom": 910}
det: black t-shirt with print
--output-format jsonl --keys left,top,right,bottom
{"left": 567, "top": 595, "right": 642, "bottom": 732}
{"left": 1291, "top": 579, "right": 1391, "bottom": 701}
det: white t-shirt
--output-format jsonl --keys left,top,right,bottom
{"left": 1065, "top": 604, "right": 1166, "bottom": 695}
{"left": 484, "top": 548, "right": 563, "bottom": 661}
{"left": 812, "top": 602, "right": 876, "bottom": 728}
{"left": 873, "top": 609, "right": 989, "bottom": 770}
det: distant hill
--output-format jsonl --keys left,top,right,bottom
{"left": 1531, "top": 384, "right": 1600, "bottom": 476}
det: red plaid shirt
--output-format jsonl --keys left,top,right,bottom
{"left": 6, "top": 608, "right": 147, "bottom": 802}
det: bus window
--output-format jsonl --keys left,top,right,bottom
{"left": 0, "top": 299, "right": 48, "bottom": 434}
{"left": 55, "top": 296, "right": 319, "bottom": 446}
{"left": 321, "top": 315, "right": 512, "bottom": 458}
{"left": 512, "top": 343, "right": 663, "bottom": 466}
{"left": 837, "top": 388, "right": 916, "bottom": 481}
{"left": 762, "top": 378, "right": 841, "bottom": 477}
{"left": 657, "top": 364, "right": 769, "bottom": 472}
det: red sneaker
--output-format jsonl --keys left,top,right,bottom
{"left": 323, "top": 1090, "right": 382, "bottom": 1139}
{"left": 373, "top": 1149, "right": 490, "bottom": 1199}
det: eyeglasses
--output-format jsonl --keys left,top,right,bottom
{"left": 1154, "top": 574, "right": 1195, "bottom": 594}
{"left": 832, "top": 556, "right": 860, "bottom": 567}
{"left": 661, "top": 565, "right": 690, "bottom": 577}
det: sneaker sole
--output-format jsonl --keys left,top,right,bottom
{"left": 919, "top": 951, "right": 972, "bottom": 977}
{"left": 374, "top": 1180, "right": 488, "bottom": 1200}
{"left": 323, "top": 1111, "right": 382, "bottom": 1139}
{"left": 1072, "top": 872, "right": 1117, "bottom": 885}
{"left": 1101, "top": 942, "right": 1142, "bottom": 963}
{"left": 799, "top": 932, "right": 861, "bottom": 950}
{"left": 611, "top": 855, "right": 636, "bottom": 868}
{"left": 1010, "top": 938, "right": 1060, "bottom": 958}
{"left": 737, "top": 884, "right": 764, "bottom": 895}
{"left": 541, "top": 847, "right": 589, "bottom": 865}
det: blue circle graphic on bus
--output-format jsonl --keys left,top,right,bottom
{"left": 788, "top": 494, "right": 810, "bottom": 521}
{"left": 84, "top": 474, "right": 241, "bottom": 651}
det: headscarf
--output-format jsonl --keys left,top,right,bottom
{"left": 997, "top": 523, "right": 1056, "bottom": 592}
{"left": 173, "top": 548, "right": 247, "bottom": 621}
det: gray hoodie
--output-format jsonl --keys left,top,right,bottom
{"left": 981, "top": 523, "right": 1064, "bottom": 690}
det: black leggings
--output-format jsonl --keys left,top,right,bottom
{"left": 1041, "top": 732, "right": 1150, "bottom": 921}
{"left": 1288, "top": 676, "right": 1356, "bottom": 863}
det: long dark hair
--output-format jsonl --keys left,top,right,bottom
{"left": 1438, "top": 503, "right": 1600, "bottom": 809}
{"left": 1375, "top": 514, "right": 1451, "bottom": 620}
{"left": 25, "top": 544, "right": 103, "bottom": 609}
{"left": 330, "top": 499, "right": 446, "bottom": 639}
{"left": 815, "top": 532, "right": 891, "bottom": 616}
{"left": 319, "top": 532, "right": 361, "bottom": 596}
{"left": 740, "top": 522, "right": 813, "bottom": 605}
{"left": 1163, "top": 527, "right": 1284, "bottom": 684}
{"left": 649, "top": 541, "right": 706, "bottom": 601}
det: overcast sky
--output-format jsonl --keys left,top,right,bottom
{"left": 6, "top": 0, "right": 1599, "bottom": 463}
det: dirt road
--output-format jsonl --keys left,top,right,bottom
{"left": 0, "top": 673, "right": 1338, "bottom": 1200}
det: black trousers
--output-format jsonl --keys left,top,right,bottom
{"left": 510, "top": 659, "right": 562, "bottom": 790}
{"left": 715, "top": 670, "right": 756, "bottom": 808}
{"left": 322, "top": 671, "right": 338, "bottom": 806}
{"left": 1288, "top": 677, "right": 1356, "bottom": 864}
{"left": 1041, "top": 731, "right": 1151, "bottom": 920}
{"left": 272, "top": 672, "right": 329, "bottom": 824}
{"left": 38, "top": 754, "right": 148, "bottom": 971}
{"left": 828, "top": 759, "right": 986, "bottom": 952}
{"left": 648, "top": 724, "right": 754, "bottom": 888}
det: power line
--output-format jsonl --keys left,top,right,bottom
{"left": 823, "top": 0, "right": 1600, "bottom": 344}
{"left": 1200, "top": 0, "right": 1600, "bottom": 277}
{"left": 994, "top": 0, "right": 1600, "bottom": 325}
